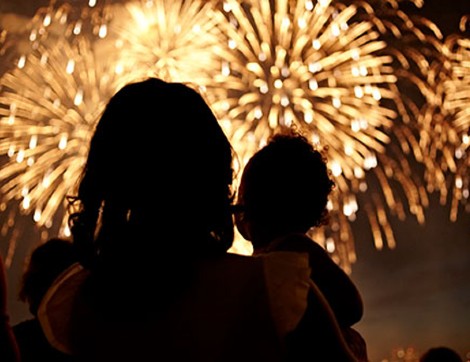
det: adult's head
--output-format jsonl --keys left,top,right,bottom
{"left": 420, "top": 346, "right": 462, "bottom": 362}
{"left": 69, "top": 78, "right": 235, "bottom": 267}
{"left": 236, "top": 131, "right": 334, "bottom": 250}
{"left": 19, "top": 238, "right": 77, "bottom": 316}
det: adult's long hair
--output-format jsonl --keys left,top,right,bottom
{"left": 68, "top": 78, "right": 235, "bottom": 317}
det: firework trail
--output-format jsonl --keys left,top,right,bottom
{"left": 0, "top": 29, "right": 10, "bottom": 72}
{"left": 443, "top": 23, "right": 470, "bottom": 219}
{"left": 420, "top": 18, "right": 470, "bottom": 222}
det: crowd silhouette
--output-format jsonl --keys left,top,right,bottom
{"left": 420, "top": 346, "right": 463, "bottom": 362}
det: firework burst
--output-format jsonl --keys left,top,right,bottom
{"left": 205, "top": 0, "right": 443, "bottom": 270}
{"left": 108, "top": 0, "right": 224, "bottom": 86}
{"left": 0, "top": 0, "right": 457, "bottom": 271}
{"left": 0, "top": 4, "right": 125, "bottom": 256}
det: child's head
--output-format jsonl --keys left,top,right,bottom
{"left": 235, "top": 130, "right": 334, "bottom": 250}
{"left": 420, "top": 346, "right": 462, "bottom": 362}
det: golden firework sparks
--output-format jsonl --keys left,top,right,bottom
{"left": 0, "top": 3, "right": 125, "bottom": 250}
{"left": 206, "top": 0, "right": 443, "bottom": 270}
{"left": 108, "top": 0, "right": 224, "bottom": 86}
{"left": 0, "top": 0, "right": 460, "bottom": 271}
{"left": 443, "top": 26, "right": 470, "bottom": 220}
{"left": 421, "top": 21, "right": 470, "bottom": 222}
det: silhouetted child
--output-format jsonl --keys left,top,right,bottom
{"left": 235, "top": 130, "right": 368, "bottom": 361}
{"left": 13, "top": 238, "right": 77, "bottom": 362}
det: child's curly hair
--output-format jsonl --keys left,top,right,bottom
{"left": 239, "top": 129, "right": 335, "bottom": 237}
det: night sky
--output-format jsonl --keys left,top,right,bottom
{"left": 1, "top": 1, "right": 469, "bottom": 361}
{"left": 352, "top": 194, "right": 470, "bottom": 361}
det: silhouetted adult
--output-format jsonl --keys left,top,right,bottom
{"left": 0, "top": 254, "right": 20, "bottom": 362}
{"left": 37, "top": 78, "right": 356, "bottom": 361}
{"left": 13, "top": 238, "right": 77, "bottom": 362}
{"left": 420, "top": 346, "right": 463, "bottom": 362}
{"left": 235, "top": 130, "right": 367, "bottom": 361}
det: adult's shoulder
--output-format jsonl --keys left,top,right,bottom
{"left": 37, "top": 262, "right": 91, "bottom": 355}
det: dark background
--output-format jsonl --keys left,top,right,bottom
{"left": 1, "top": 1, "right": 469, "bottom": 361}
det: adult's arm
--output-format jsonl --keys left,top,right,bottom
{"left": 272, "top": 233, "right": 363, "bottom": 326}
{"left": 285, "top": 279, "right": 359, "bottom": 361}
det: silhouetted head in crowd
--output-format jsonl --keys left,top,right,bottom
{"left": 69, "top": 78, "right": 235, "bottom": 272}
{"left": 420, "top": 346, "right": 462, "bottom": 362}
{"left": 235, "top": 130, "right": 334, "bottom": 251}
{"left": 19, "top": 238, "right": 77, "bottom": 316}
